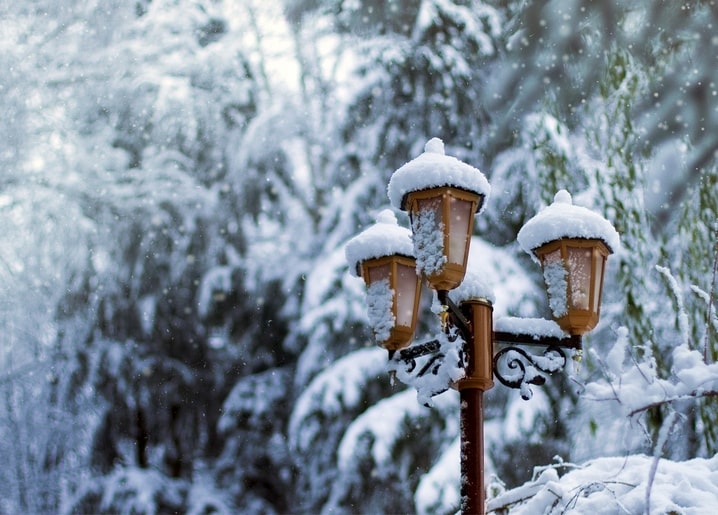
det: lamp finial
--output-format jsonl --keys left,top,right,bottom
{"left": 424, "top": 137, "right": 445, "bottom": 155}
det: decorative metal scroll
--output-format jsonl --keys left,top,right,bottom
{"left": 493, "top": 345, "right": 567, "bottom": 400}
{"left": 388, "top": 331, "right": 467, "bottom": 406}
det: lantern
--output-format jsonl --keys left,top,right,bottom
{"left": 358, "top": 254, "right": 422, "bottom": 350}
{"left": 345, "top": 210, "right": 422, "bottom": 351}
{"left": 387, "top": 138, "right": 490, "bottom": 293}
{"left": 404, "top": 186, "right": 482, "bottom": 291}
{"left": 533, "top": 238, "right": 611, "bottom": 335}
{"left": 517, "top": 190, "right": 620, "bottom": 335}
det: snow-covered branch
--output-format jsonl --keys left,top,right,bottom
{"left": 585, "top": 340, "right": 718, "bottom": 417}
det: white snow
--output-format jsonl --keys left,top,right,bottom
{"left": 517, "top": 190, "right": 620, "bottom": 256}
{"left": 449, "top": 269, "right": 496, "bottom": 305}
{"left": 388, "top": 330, "right": 466, "bottom": 406}
{"left": 387, "top": 138, "right": 491, "bottom": 212}
{"left": 366, "top": 278, "right": 395, "bottom": 343}
{"left": 542, "top": 259, "right": 569, "bottom": 317}
{"left": 488, "top": 454, "right": 718, "bottom": 514}
{"left": 410, "top": 204, "right": 447, "bottom": 276}
{"left": 494, "top": 316, "right": 568, "bottom": 339}
{"left": 344, "top": 209, "right": 414, "bottom": 277}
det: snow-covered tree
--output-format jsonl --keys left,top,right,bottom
{"left": 1, "top": 0, "right": 717, "bottom": 513}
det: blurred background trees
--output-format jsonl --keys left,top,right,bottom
{"left": 0, "top": 0, "right": 716, "bottom": 513}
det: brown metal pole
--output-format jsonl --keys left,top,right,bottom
{"left": 458, "top": 300, "right": 494, "bottom": 515}
{"left": 460, "top": 388, "right": 485, "bottom": 514}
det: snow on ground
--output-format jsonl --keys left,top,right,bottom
{"left": 488, "top": 453, "right": 718, "bottom": 514}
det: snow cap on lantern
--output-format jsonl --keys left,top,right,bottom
{"left": 345, "top": 209, "right": 422, "bottom": 351}
{"left": 517, "top": 190, "right": 620, "bottom": 257}
{"left": 387, "top": 138, "right": 491, "bottom": 213}
{"left": 387, "top": 138, "right": 491, "bottom": 292}
{"left": 345, "top": 209, "right": 414, "bottom": 277}
{"left": 517, "top": 190, "right": 620, "bottom": 335}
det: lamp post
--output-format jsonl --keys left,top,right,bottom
{"left": 345, "top": 138, "right": 619, "bottom": 515}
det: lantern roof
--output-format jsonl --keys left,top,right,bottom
{"left": 345, "top": 209, "right": 415, "bottom": 277}
{"left": 517, "top": 190, "right": 621, "bottom": 256}
{"left": 387, "top": 137, "right": 491, "bottom": 213}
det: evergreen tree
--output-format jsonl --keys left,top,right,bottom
{"left": 1, "top": 0, "right": 718, "bottom": 513}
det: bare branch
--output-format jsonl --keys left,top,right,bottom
{"left": 628, "top": 390, "right": 718, "bottom": 417}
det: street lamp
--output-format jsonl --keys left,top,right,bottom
{"left": 345, "top": 138, "right": 619, "bottom": 515}
{"left": 388, "top": 137, "right": 489, "bottom": 292}
{"left": 345, "top": 209, "right": 423, "bottom": 351}
{"left": 517, "top": 189, "right": 618, "bottom": 336}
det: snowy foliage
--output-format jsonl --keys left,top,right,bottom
{"left": 488, "top": 454, "right": 718, "bottom": 514}
{"left": 1, "top": 0, "right": 718, "bottom": 513}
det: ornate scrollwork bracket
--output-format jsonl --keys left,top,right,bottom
{"left": 387, "top": 308, "right": 582, "bottom": 403}
{"left": 493, "top": 345, "right": 566, "bottom": 400}
{"left": 493, "top": 331, "right": 581, "bottom": 400}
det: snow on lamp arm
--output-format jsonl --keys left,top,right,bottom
{"left": 345, "top": 210, "right": 422, "bottom": 352}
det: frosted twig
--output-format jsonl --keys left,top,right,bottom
{"left": 655, "top": 265, "right": 689, "bottom": 348}
{"left": 587, "top": 346, "right": 623, "bottom": 404}
{"left": 531, "top": 457, "right": 582, "bottom": 481}
{"left": 705, "top": 222, "right": 718, "bottom": 362}
{"left": 690, "top": 285, "right": 718, "bottom": 337}
{"left": 563, "top": 481, "right": 634, "bottom": 514}
{"left": 627, "top": 390, "right": 718, "bottom": 417}
{"left": 645, "top": 411, "right": 678, "bottom": 515}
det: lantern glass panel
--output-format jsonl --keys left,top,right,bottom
{"left": 396, "top": 262, "right": 419, "bottom": 327}
{"left": 367, "top": 263, "right": 390, "bottom": 284}
{"left": 592, "top": 250, "right": 605, "bottom": 309}
{"left": 448, "top": 196, "right": 473, "bottom": 265}
{"left": 417, "top": 197, "right": 443, "bottom": 227}
{"left": 567, "top": 247, "right": 592, "bottom": 310}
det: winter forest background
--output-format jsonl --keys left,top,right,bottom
{"left": 2, "top": 0, "right": 718, "bottom": 513}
